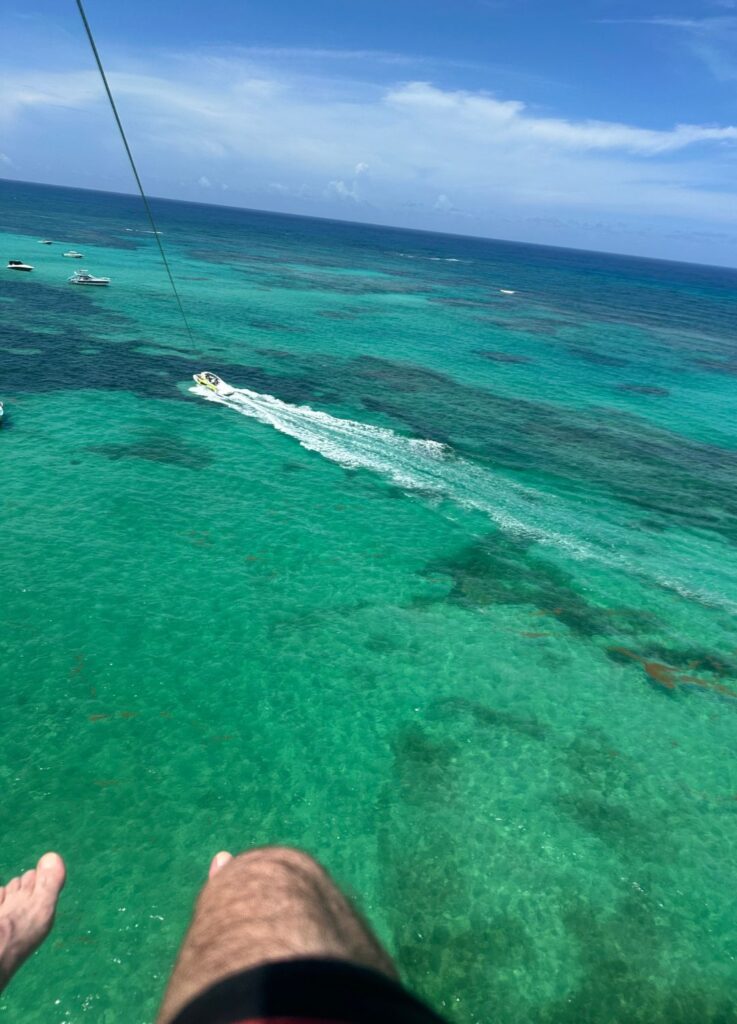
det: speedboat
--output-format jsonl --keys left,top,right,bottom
{"left": 68, "top": 269, "right": 110, "bottom": 286}
{"left": 499, "top": 289, "right": 516, "bottom": 295}
{"left": 7, "top": 260, "right": 33, "bottom": 271}
{"left": 39, "top": 239, "right": 53, "bottom": 245}
{"left": 0, "top": 401, "right": 4, "bottom": 424}
{"left": 193, "top": 371, "right": 235, "bottom": 396}
{"left": 63, "top": 250, "right": 84, "bottom": 258}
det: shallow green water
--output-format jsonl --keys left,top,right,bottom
{"left": 1, "top": 180, "right": 737, "bottom": 1023}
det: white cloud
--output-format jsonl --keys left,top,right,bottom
{"left": 433, "top": 193, "right": 456, "bottom": 211}
{"left": 0, "top": 47, "right": 736, "bottom": 256}
{"left": 268, "top": 181, "right": 313, "bottom": 198}
{"left": 229, "top": 46, "right": 423, "bottom": 66}
{"left": 385, "top": 81, "right": 737, "bottom": 154}
{"left": 325, "top": 179, "right": 360, "bottom": 201}
{"left": 4, "top": 65, "right": 732, "bottom": 163}
{"left": 326, "top": 163, "right": 371, "bottom": 202}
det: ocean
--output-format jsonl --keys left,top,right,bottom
{"left": 1, "top": 177, "right": 736, "bottom": 1023}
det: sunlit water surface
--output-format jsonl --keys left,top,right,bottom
{"left": 2, "top": 180, "right": 737, "bottom": 1023}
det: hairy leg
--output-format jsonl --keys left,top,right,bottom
{"left": 0, "top": 852, "right": 66, "bottom": 993}
{"left": 157, "top": 845, "right": 396, "bottom": 1024}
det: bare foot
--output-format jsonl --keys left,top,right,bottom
{"left": 0, "top": 853, "right": 66, "bottom": 993}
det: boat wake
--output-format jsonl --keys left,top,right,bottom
{"left": 190, "top": 382, "right": 737, "bottom": 612}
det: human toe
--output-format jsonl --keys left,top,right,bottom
{"left": 35, "top": 854, "right": 65, "bottom": 898}
{"left": 208, "top": 851, "right": 233, "bottom": 878}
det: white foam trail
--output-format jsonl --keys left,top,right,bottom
{"left": 191, "top": 383, "right": 737, "bottom": 612}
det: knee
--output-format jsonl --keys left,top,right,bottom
{"left": 206, "top": 845, "right": 327, "bottom": 892}
{"left": 237, "top": 845, "right": 326, "bottom": 879}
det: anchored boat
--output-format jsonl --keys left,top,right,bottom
{"left": 7, "top": 260, "right": 33, "bottom": 271}
{"left": 68, "top": 269, "right": 111, "bottom": 286}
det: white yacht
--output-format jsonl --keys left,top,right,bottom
{"left": 7, "top": 260, "right": 33, "bottom": 271}
{"left": 68, "top": 269, "right": 110, "bottom": 286}
{"left": 193, "top": 371, "right": 235, "bottom": 396}
{"left": 63, "top": 250, "right": 84, "bottom": 258}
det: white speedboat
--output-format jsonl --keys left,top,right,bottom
{"left": 63, "top": 250, "right": 84, "bottom": 258}
{"left": 7, "top": 260, "right": 33, "bottom": 271}
{"left": 68, "top": 269, "right": 110, "bottom": 286}
{"left": 39, "top": 239, "right": 53, "bottom": 245}
{"left": 193, "top": 371, "right": 235, "bottom": 396}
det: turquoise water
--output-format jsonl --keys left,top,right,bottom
{"left": 2, "top": 178, "right": 737, "bottom": 1023}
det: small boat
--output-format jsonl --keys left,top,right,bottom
{"left": 63, "top": 250, "right": 84, "bottom": 258}
{"left": 499, "top": 289, "right": 516, "bottom": 295}
{"left": 68, "top": 269, "right": 111, "bottom": 286}
{"left": 0, "top": 401, "right": 4, "bottom": 424}
{"left": 193, "top": 371, "right": 235, "bottom": 396}
{"left": 7, "top": 260, "right": 33, "bottom": 271}
{"left": 39, "top": 239, "right": 53, "bottom": 245}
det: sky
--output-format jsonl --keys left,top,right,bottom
{"left": 2, "top": 1, "right": 737, "bottom": 266}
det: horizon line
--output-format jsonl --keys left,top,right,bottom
{"left": 2, "top": 174, "right": 737, "bottom": 274}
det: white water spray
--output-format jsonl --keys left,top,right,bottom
{"left": 191, "top": 382, "right": 737, "bottom": 612}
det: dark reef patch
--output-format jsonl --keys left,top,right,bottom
{"left": 352, "top": 356, "right": 452, "bottom": 394}
{"left": 377, "top": 707, "right": 726, "bottom": 1024}
{"left": 255, "top": 347, "right": 297, "bottom": 361}
{"left": 568, "top": 346, "right": 629, "bottom": 368}
{"left": 247, "top": 318, "right": 303, "bottom": 333}
{"left": 472, "top": 314, "right": 565, "bottom": 337}
{"left": 6, "top": 282, "right": 737, "bottom": 547}
{"left": 562, "top": 731, "right": 634, "bottom": 790}
{"left": 555, "top": 791, "right": 655, "bottom": 853}
{"left": 316, "top": 309, "right": 361, "bottom": 320}
{"left": 430, "top": 696, "right": 548, "bottom": 741}
{"left": 474, "top": 349, "right": 534, "bottom": 364}
{"left": 693, "top": 357, "right": 737, "bottom": 377}
{"left": 392, "top": 723, "right": 462, "bottom": 809}
{"left": 252, "top": 269, "right": 430, "bottom": 297}
{"left": 364, "top": 633, "right": 400, "bottom": 655}
{"left": 617, "top": 384, "right": 670, "bottom": 397}
{"left": 0, "top": 279, "right": 316, "bottom": 405}
{"left": 377, "top": 681, "right": 734, "bottom": 1024}
{"left": 645, "top": 646, "right": 737, "bottom": 677}
{"left": 430, "top": 296, "right": 500, "bottom": 310}
{"left": 417, "top": 533, "right": 650, "bottom": 638}
{"left": 531, "top": 895, "right": 736, "bottom": 1024}
{"left": 636, "top": 517, "right": 669, "bottom": 532}
{"left": 606, "top": 646, "right": 737, "bottom": 701}
{"left": 336, "top": 354, "right": 737, "bottom": 546}
{"left": 87, "top": 434, "right": 213, "bottom": 470}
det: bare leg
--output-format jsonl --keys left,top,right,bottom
{"left": 0, "top": 852, "right": 66, "bottom": 993}
{"left": 157, "top": 845, "right": 397, "bottom": 1024}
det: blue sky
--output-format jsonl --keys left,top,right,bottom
{"left": 2, "top": 1, "right": 737, "bottom": 265}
